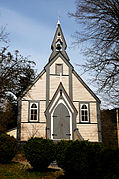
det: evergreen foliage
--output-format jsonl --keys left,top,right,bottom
{"left": 24, "top": 138, "right": 56, "bottom": 171}
{"left": 0, "top": 133, "right": 17, "bottom": 163}
{"left": 56, "top": 140, "right": 119, "bottom": 178}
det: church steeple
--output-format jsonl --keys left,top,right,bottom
{"left": 49, "top": 21, "right": 69, "bottom": 61}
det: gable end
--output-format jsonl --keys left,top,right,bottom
{"left": 18, "top": 69, "right": 45, "bottom": 101}
{"left": 45, "top": 52, "right": 74, "bottom": 71}
{"left": 73, "top": 70, "right": 101, "bottom": 103}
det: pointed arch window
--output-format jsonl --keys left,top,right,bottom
{"left": 30, "top": 103, "right": 38, "bottom": 122}
{"left": 80, "top": 104, "right": 89, "bottom": 123}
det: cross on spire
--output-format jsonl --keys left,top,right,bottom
{"left": 57, "top": 14, "right": 61, "bottom": 25}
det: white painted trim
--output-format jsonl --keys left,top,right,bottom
{"left": 62, "top": 93, "right": 73, "bottom": 112}
{"left": 80, "top": 103, "right": 89, "bottom": 123}
{"left": 29, "top": 103, "right": 39, "bottom": 122}
{"left": 49, "top": 91, "right": 74, "bottom": 114}
{"left": 49, "top": 93, "right": 60, "bottom": 113}
{"left": 51, "top": 99, "right": 72, "bottom": 140}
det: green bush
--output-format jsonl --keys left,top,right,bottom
{"left": 24, "top": 138, "right": 56, "bottom": 171}
{"left": 55, "top": 140, "right": 73, "bottom": 169}
{"left": 0, "top": 133, "right": 17, "bottom": 163}
{"left": 56, "top": 140, "right": 104, "bottom": 178}
{"left": 56, "top": 140, "right": 119, "bottom": 178}
{"left": 97, "top": 148, "right": 119, "bottom": 178}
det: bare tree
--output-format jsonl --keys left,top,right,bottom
{"left": 0, "top": 25, "right": 37, "bottom": 131}
{"left": 0, "top": 25, "right": 9, "bottom": 43}
{"left": 0, "top": 25, "right": 36, "bottom": 101}
{"left": 0, "top": 48, "right": 36, "bottom": 100}
{"left": 70, "top": 0, "right": 119, "bottom": 108}
{"left": 0, "top": 47, "right": 36, "bottom": 131}
{"left": 22, "top": 123, "right": 42, "bottom": 140}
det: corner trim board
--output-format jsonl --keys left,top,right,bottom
{"left": 46, "top": 66, "right": 50, "bottom": 107}
{"left": 69, "top": 66, "right": 72, "bottom": 99}
{"left": 17, "top": 100, "right": 21, "bottom": 140}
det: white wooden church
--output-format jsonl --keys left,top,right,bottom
{"left": 8, "top": 21, "right": 102, "bottom": 142}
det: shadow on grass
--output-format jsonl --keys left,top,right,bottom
{"left": 26, "top": 167, "right": 63, "bottom": 178}
{"left": 27, "top": 167, "right": 59, "bottom": 173}
{"left": 0, "top": 162, "right": 64, "bottom": 178}
{"left": 57, "top": 175, "right": 69, "bottom": 179}
{"left": 0, "top": 161, "right": 19, "bottom": 165}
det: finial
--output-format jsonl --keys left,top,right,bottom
{"left": 57, "top": 14, "right": 61, "bottom": 25}
{"left": 57, "top": 20, "right": 60, "bottom": 25}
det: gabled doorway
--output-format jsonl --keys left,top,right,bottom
{"left": 45, "top": 83, "right": 78, "bottom": 141}
{"left": 52, "top": 103, "right": 70, "bottom": 140}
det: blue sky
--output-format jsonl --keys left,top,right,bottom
{"left": 0, "top": 0, "right": 83, "bottom": 72}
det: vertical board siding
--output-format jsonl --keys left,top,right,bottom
{"left": 40, "top": 101, "right": 46, "bottom": 122}
{"left": 23, "top": 73, "right": 46, "bottom": 100}
{"left": 50, "top": 76, "right": 60, "bottom": 100}
{"left": 21, "top": 101, "right": 28, "bottom": 122}
{"left": 72, "top": 74, "right": 96, "bottom": 101}
{"left": 21, "top": 123, "right": 46, "bottom": 141}
{"left": 90, "top": 103, "right": 97, "bottom": 123}
{"left": 50, "top": 57, "right": 69, "bottom": 75}
{"left": 50, "top": 76, "right": 69, "bottom": 100}
{"left": 62, "top": 76, "right": 69, "bottom": 94}
{"left": 77, "top": 124, "right": 99, "bottom": 142}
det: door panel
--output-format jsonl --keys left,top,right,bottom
{"left": 53, "top": 103, "right": 70, "bottom": 139}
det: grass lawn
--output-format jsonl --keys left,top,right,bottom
{"left": 0, "top": 153, "right": 64, "bottom": 179}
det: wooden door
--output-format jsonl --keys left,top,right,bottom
{"left": 53, "top": 103, "right": 70, "bottom": 139}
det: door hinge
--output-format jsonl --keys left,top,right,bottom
{"left": 66, "top": 134, "right": 71, "bottom": 136}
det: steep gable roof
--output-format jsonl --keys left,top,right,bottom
{"left": 73, "top": 70, "right": 101, "bottom": 103}
{"left": 18, "top": 69, "right": 45, "bottom": 101}
{"left": 45, "top": 51, "right": 73, "bottom": 69}
{"left": 45, "top": 82, "right": 78, "bottom": 115}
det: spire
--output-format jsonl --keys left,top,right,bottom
{"left": 49, "top": 21, "right": 69, "bottom": 61}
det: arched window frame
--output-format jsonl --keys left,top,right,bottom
{"left": 80, "top": 103, "right": 90, "bottom": 123}
{"left": 29, "top": 102, "right": 39, "bottom": 122}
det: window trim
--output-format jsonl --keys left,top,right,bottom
{"left": 55, "top": 63, "right": 63, "bottom": 75}
{"left": 28, "top": 101, "right": 40, "bottom": 122}
{"left": 79, "top": 103, "right": 90, "bottom": 123}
